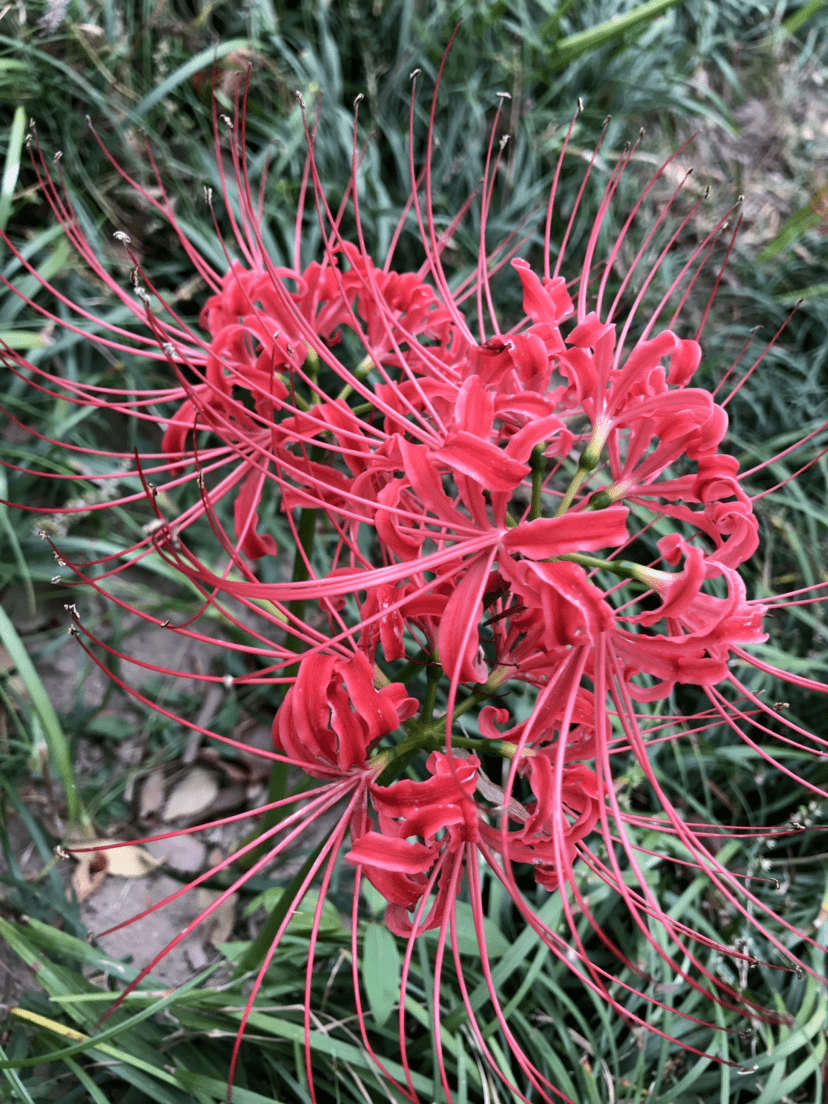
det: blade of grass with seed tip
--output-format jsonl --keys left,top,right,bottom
{"left": 0, "top": 601, "right": 82, "bottom": 824}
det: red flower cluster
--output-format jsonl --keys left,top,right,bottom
{"left": 4, "top": 54, "right": 828, "bottom": 1104}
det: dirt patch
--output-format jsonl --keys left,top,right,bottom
{"left": 642, "top": 49, "right": 828, "bottom": 252}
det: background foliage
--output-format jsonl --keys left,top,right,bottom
{"left": 1, "top": 1, "right": 828, "bottom": 1102}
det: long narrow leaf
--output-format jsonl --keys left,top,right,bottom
{"left": 544, "top": 0, "right": 681, "bottom": 67}
{"left": 0, "top": 601, "right": 80, "bottom": 822}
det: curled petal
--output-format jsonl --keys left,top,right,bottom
{"left": 273, "top": 652, "right": 417, "bottom": 778}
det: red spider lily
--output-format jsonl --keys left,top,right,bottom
{"left": 4, "top": 37, "right": 828, "bottom": 1104}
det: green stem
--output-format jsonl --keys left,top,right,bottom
{"left": 373, "top": 687, "right": 519, "bottom": 787}
{"left": 530, "top": 443, "right": 546, "bottom": 520}
{"left": 555, "top": 459, "right": 592, "bottom": 517}
{"left": 420, "top": 665, "right": 441, "bottom": 723}
{"left": 555, "top": 551, "right": 640, "bottom": 579}
{"left": 555, "top": 432, "right": 605, "bottom": 517}
{"left": 336, "top": 355, "right": 374, "bottom": 402}
{"left": 393, "top": 650, "right": 435, "bottom": 685}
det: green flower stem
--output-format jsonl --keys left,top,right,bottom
{"left": 420, "top": 665, "right": 441, "bottom": 723}
{"left": 373, "top": 686, "right": 522, "bottom": 787}
{"left": 275, "top": 348, "right": 318, "bottom": 414}
{"left": 336, "top": 355, "right": 375, "bottom": 402}
{"left": 555, "top": 453, "right": 597, "bottom": 517}
{"left": 555, "top": 551, "right": 641, "bottom": 579}
{"left": 530, "top": 442, "right": 546, "bottom": 520}
{"left": 393, "top": 650, "right": 435, "bottom": 685}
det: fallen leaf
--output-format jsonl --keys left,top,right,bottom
{"left": 139, "top": 766, "right": 166, "bottom": 820}
{"left": 197, "top": 887, "right": 237, "bottom": 946}
{"left": 71, "top": 849, "right": 108, "bottom": 903}
{"left": 145, "top": 833, "right": 206, "bottom": 874}
{"left": 70, "top": 838, "right": 164, "bottom": 878}
{"left": 162, "top": 767, "right": 219, "bottom": 821}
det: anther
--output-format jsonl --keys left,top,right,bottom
{"left": 220, "top": 114, "right": 233, "bottom": 130}
{"left": 113, "top": 230, "right": 132, "bottom": 244}
{"left": 410, "top": 68, "right": 421, "bottom": 81}
{"left": 204, "top": 186, "right": 213, "bottom": 205}
{"left": 223, "top": 674, "right": 234, "bottom": 690}
{"left": 497, "top": 91, "right": 511, "bottom": 100}
{"left": 52, "top": 575, "right": 63, "bottom": 585}
{"left": 295, "top": 91, "right": 306, "bottom": 109}
{"left": 354, "top": 93, "right": 364, "bottom": 108}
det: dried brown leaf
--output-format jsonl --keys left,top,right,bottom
{"left": 162, "top": 767, "right": 219, "bottom": 821}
